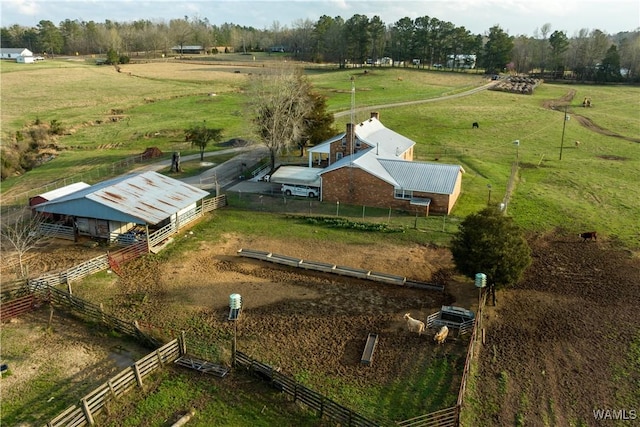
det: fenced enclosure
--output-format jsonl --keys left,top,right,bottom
{"left": 234, "top": 351, "right": 381, "bottom": 427}
{"left": 1, "top": 190, "right": 487, "bottom": 426}
{"left": 1, "top": 267, "right": 486, "bottom": 427}
{"left": 228, "top": 190, "right": 461, "bottom": 235}
{"left": 47, "top": 338, "right": 181, "bottom": 427}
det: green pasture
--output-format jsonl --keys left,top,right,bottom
{"left": 2, "top": 61, "right": 639, "bottom": 247}
{"left": 98, "top": 370, "right": 322, "bottom": 427}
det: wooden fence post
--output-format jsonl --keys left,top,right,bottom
{"left": 81, "top": 398, "right": 95, "bottom": 425}
{"left": 108, "top": 379, "right": 117, "bottom": 400}
{"left": 180, "top": 331, "right": 187, "bottom": 355}
{"left": 99, "top": 303, "right": 106, "bottom": 325}
{"left": 133, "top": 362, "right": 144, "bottom": 389}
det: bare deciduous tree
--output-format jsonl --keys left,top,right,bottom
{"left": 0, "top": 209, "right": 48, "bottom": 278}
{"left": 246, "top": 65, "right": 314, "bottom": 171}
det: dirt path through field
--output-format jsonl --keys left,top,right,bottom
{"left": 542, "top": 89, "right": 640, "bottom": 143}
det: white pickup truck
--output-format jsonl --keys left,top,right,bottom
{"left": 281, "top": 184, "right": 319, "bottom": 198}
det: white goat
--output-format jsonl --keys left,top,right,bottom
{"left": 403, "top": 313, "right": 425, "bottom": 336}
{"left": 434, "top": 325, "right": 449, "bottom": 345}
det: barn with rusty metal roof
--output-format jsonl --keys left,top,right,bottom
{"left": 33, "top": 171, "right": 209, "bottom": 239}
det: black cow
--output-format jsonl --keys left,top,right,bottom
{"left": 579, "top": 231, "right": 597, "bottom": 242}
{"left": 472, "top": 122, "right": 479, "bottom": 129}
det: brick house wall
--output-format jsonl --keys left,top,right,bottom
{"left": 321, "top": 166, "right": 460, "bottom": 215}
{"left": 329, "top": 123, "right": 366, "bottom": 164}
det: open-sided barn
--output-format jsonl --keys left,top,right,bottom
{"left": 33, "top": 171, "right": 209, "bottom": 240}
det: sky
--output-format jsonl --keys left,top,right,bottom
{"left": 1, "top": 0, "right": 638, "bottom": 37}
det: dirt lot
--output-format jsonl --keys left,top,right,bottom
{"left": 106, "top": 233, "right": 474, "bottom": 409}
{"left": 1, "top": 233, "right": 474, "bottom": 423}
{"left": 3, "top": 229, "right": 639, "bottom": 425}
{"left": 476, "top": 230, "right": 640, "bottom": 426}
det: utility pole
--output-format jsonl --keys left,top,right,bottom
{"left": 559, "top": 104, "right": 568, "bottom": 160}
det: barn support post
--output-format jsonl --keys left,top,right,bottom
{"left": 144, "top": 224, "right": 151, "bottom": 253}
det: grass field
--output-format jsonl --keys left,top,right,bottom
{"left": 2, "top": 59, "right": 638, "bottom": 250}
{"left": 1, "top": 57, "right": 639, "bottom": 425}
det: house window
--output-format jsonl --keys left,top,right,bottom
{"left": 341, "top": 138, "right": 347, "bottom": 147}
{"left": 355, "top": 139, "right": 361, "bottom": 148}
{"left": 336, "top": 152, "right": 343, "bottom": 161}
{"left": 394, "top": 188, "right": 413, "bottom": 199}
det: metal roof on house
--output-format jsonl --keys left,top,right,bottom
{"left": 34, "top": 171, "right": 209, "bottom": 225}
{"left": 320, "top": 150, "right": 463, "bottom": 195}
{"left": 379, "top": 159, "right": 463, "bottom": 194}
{"left": 308, "top": 117, "right": 415, "bottom": 157}
{"left": 0, "top": 48, "right": 33, "bottom": 56}
{"left": 354, "top": 117, "right": 415, "bottom": 157}
{"left": 35, "top": 182, "right": 91, "bottom": 202}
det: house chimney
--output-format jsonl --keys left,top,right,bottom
{"left": 346, "top": 123, "right": 355, "bottom": 154}
{"left": 370, "top": 111, "right": 379, "bottom": 120}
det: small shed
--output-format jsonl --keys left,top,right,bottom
{"left": 29, "top": 182, "right": 91, "bottom": 208}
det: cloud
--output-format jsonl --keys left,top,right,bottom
{"left": 4, "top": 0, "right": 40, "bottom": 16}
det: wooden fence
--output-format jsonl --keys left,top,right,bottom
{"left": 42, "top": 285, "right": 160, "bottom": 348}
{"left": 235, "top": 351, "right": 381, "bottom": 427}
{"left": 457, "top": 292, "right": 486, "bottom": 410}
{"left": 395, "top": 407, "right": 459, "bottom": 427}
{"left": 47, "top": 338, "right": 181, "bottom": 427}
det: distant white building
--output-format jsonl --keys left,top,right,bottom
{"left": 0, "top": 48, "right": 34, "bottom": 63}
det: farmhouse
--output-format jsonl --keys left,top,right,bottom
{"left": 32, "top": 171, "right": 209, "bottom": 241}
{"left": 0, "top": 48, "right": 34, "bottom": 63}
{"left": 306, "top": 113, "right": 464, "bottom": 215}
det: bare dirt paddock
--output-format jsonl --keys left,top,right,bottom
{"left": 105, "top": 233, "right": 475, "bottom": 414}
{"left": 5, "top": 229, "right": 640, "bottom": 425}
{"left": 2, "top": 233, "right": 475, "bottom": 423}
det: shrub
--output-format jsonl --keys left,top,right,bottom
{"left": 49, "top": 120, "right": 64, "bottom": 135}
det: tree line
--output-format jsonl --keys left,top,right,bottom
{"left": 1, "top": 14, "right": 638, "bottom": 81}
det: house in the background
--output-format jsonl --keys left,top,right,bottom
{"left": 0, "top": 48, "right": 35, "bottom": 63}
